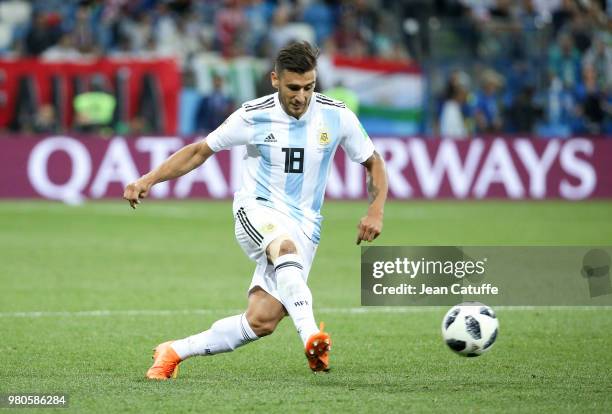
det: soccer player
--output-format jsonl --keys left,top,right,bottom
{"left": 123, "top": 41, "right": 388, "bottom": 379}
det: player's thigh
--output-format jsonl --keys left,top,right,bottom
{"left": 265, "top": 214, "right": 317, "bottom": 263}
{"left": 266, "top": 234, "right": 299, "bottom": 263}
{"left": 234, "top": 205, "right": 287, "bottom": 263}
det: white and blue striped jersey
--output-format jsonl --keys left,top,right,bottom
{"left": 205, "top": 92, "right": 375, "bottom": 243}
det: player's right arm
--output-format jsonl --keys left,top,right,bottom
{"left": 123, "top": 141, "right": 214, "bottom": 209}
{"left": 123, "top": 107, "right": 251, "bottom": 209}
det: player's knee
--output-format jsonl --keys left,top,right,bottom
{"left": 278, "top": 239, "right": 297, "bottom": 256}
{"left": 246, "top": 314, "right": 279, "bottom": 337}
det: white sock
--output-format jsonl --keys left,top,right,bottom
{"left": 274, "top": 254, "right": 319, "bottom": 344}
{"left": 171, "top": 313, "right": 258, "bottom": 360}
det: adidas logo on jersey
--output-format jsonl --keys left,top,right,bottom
{"left": 264, "top": 133, "right": 277, "bottom": 143}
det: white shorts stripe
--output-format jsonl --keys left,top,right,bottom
{"left": 236, "top": 208, "right": 263, "bottom": 245}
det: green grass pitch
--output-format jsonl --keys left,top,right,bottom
{"left": 1, "top": 200, "right": 611, "bottom": 413}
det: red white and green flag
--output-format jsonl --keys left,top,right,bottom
{"left": 329, "top": 55, "right": 424, "bottom": 135}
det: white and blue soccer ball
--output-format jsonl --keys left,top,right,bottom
{"left": 441, "top": 302, "right": 499, "bottom": 357}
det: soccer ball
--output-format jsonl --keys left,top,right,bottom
{"left": 441, "top": 302, "right": 499, "bottom": 357}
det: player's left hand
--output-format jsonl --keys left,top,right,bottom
{"left": 356, "top": 214, "right": 383, "bottom": 245}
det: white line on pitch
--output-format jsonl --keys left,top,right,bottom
{"left": 0, "top": 306, "right": 610, "bottom": 318}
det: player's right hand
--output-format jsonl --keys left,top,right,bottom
{"left": 123, "top": 179, "right": 151, "bottom": 209}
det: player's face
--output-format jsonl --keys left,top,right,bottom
{"left": 272, "top": 69, "right": 316, "bottom": 119}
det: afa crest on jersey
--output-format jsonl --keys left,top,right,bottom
{"left": 319, "top": 131, "right": 330, "bottom": 146}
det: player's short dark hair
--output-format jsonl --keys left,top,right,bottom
{"left": 274, "top": 41, "right": 319, "bottom": 75}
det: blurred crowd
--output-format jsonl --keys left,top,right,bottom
{"left": 0, "top": 0, "right": 412, "bottom": 64}
{"left": 0, "top": 0, "right": 610, "bottom": 136}
{"left": 432, "top": 0, "right": 612, "bottom": 137}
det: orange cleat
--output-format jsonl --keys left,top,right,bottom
{"left": 304, "top": 322, "right": 332, "bottom": 372}
{"left": 146, "top": 341, "right": 182, "bottom": 380}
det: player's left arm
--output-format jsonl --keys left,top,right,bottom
{"left": 357, "top": 150, "right": 388, "bottom": 245}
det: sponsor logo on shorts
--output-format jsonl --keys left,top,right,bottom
{"left": 260, "top": 223, "right": 276, "bottom": 233}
